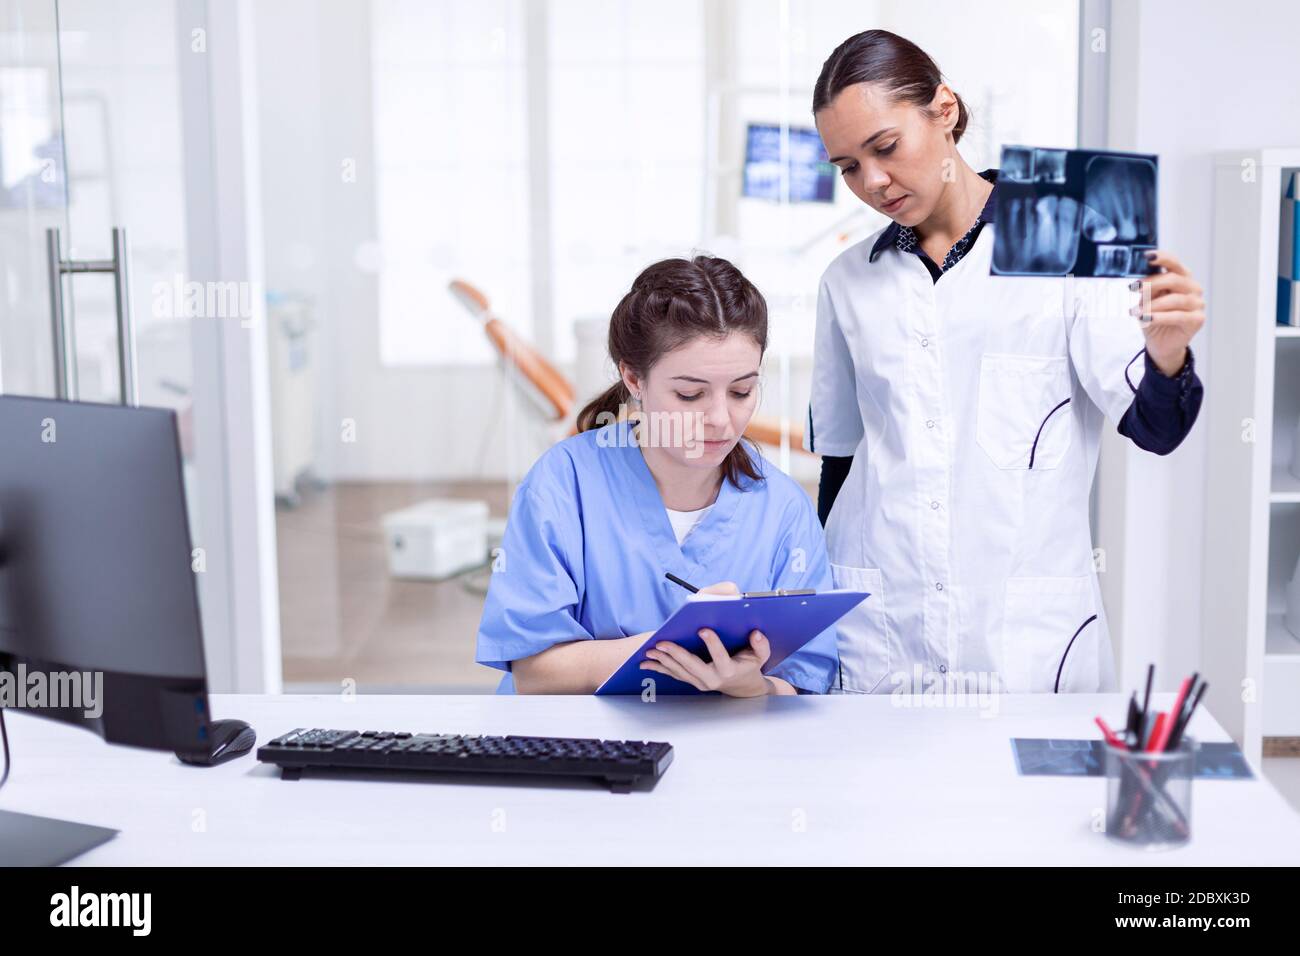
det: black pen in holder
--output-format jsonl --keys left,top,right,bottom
{"left": 1103, "top": 737, "right": 1198, "bottom": 850}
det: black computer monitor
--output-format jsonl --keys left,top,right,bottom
{"left": 0, "top": 395, "right": 213, "bottom": 863}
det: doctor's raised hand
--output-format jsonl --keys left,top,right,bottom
{"left": 1132, "top": 250, "right": 1206, "bottom": 377}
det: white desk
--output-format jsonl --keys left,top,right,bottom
{"left": 4, "top": 693, "right": 1298, "bottom": 865}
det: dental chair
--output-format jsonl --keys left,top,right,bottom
{"left": 448, "top": 278, "right": 808, "bottom": 452}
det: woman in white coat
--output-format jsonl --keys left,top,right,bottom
{"left": 806, "top": 30, "right": 1205, "bottom": 694}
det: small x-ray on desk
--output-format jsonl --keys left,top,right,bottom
{"left": 991, "top": 146, "right": 1158, "bottom": 278}
{"left": 1011, "top": 738, "right": 1254, "bottom": 779}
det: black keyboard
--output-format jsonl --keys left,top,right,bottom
{"left": 257, "top": 728, "right": 674, "bottom": 793}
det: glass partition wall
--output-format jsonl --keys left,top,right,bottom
{"left": 256, "top": 0, "right": 1078, "bottom": 692}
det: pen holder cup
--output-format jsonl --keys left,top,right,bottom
{"left": 1103, "top": 737, "right": 1198, "bottom": 850}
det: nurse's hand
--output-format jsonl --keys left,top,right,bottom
{"left": 698, "top": 581, "right": 740, "bottom": 596}
{"left": 1131, "top": 250, "right": 1205, "bottom": 377}
{"left": 640, "top": 627, "right": 793, "bottom": 697}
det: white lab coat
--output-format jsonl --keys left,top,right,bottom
{"left": 806, "top": 222, "right": 1144, "bottom": 694}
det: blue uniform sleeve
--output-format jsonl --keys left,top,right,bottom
{"left": 765, "top": 487, "right": 840, "bottom": 694}
{"left": 475, "top": 479, "right": 593, "bottom": 672}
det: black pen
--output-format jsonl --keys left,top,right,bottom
{"left": 1139, "top": 663, "right": 1155, "bottom": 744}
{"left": 1169, "top": 673, "right": 1200, "bottom": 741}
{"left": 1125, "top": 692, "right": 1141, "bottom": 748}
{"left": 1167, "top": 680, "right": 1208, "bottom": 750}
{"left": 743, "top": 589, "right": 817, "bottom": 597}
{"left": 664, "top": 572, "right": 699, "bottom": 594}
{"left": 664, "top": 572, "right": 815, "bottom": 600}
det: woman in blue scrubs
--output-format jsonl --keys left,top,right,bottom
{"left": 476, "top": 255, "right": 838, "bottom": 695}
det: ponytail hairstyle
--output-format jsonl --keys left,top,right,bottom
{"left": 576, "top": 255, "right": 768, "bottom": 488}
{"left": 812, "top": 29, "right": 969, "bottom": 144}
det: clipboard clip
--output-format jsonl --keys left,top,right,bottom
{"left": 663, "top": 573, "right": 816, "bottom": 601}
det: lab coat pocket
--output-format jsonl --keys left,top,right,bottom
{"left": 830, "top": 564, "right": 891, "bottom": 694}
{"left": 976, "top": 353, "right": 1074, "bottom": 470}
{"left": 1000, "top": 575, "right": 1099, "bottom": 693}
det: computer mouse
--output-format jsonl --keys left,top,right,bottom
{"left": 178, "top": 718, "right": 256, "bottom": 766}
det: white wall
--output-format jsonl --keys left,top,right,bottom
{"left": 1106, "top": 0, "right": 1300, "bottom": 689}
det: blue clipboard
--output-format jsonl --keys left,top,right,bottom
{"left": 595, "top": 589, "right": 869, "bottom": 696}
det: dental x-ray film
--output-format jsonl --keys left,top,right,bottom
{"left": 991, "top": 146, "right": 1158, "bottom": 278}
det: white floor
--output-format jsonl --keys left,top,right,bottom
{"left": 1264, "top": 757, "right": 1300, "bottom": 813}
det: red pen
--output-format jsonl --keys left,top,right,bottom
{"left": 1145, "top": 712, "right": 1168, "bottom": 753}
{"left": 1095, "top": 716, "right": 1127, "bottom": 749}
{"left": 1151, "top": 677, "right": 1192, "bottom": 753}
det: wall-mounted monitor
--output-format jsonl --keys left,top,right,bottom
{"left": 742, "top": 123, "right": 834, "bottom": 204}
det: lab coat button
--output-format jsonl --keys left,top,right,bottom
{"left": 921, "top": 338, "right": 929, "bottom": 348}
{"left": 935, "top": 582, "right": 944, "bottom": 591}
{"left": 926, "top": 419, "right": 936, "bottom": 429}
{"left": 939, "top": 664, "right": 948, "bottom": 674}
{"left": 930, "top": 500, "right": 940, "bottom": 510}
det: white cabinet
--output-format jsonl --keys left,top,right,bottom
{"left": 1202, "top": 149, "right": 1300, "bottom": 767}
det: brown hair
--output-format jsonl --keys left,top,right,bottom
{"left": 576, "top": 255, "right": 767, "bottom": 487}
{"left": 812, "top": 29, "right": 968, "bottom": 144}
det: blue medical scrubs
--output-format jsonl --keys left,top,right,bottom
{"left": 475, "top": 421, "right": 839, "bottom": 693}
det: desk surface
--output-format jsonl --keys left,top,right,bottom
{"left": 4, "top": 693, "right": 1299, "bottom": 865}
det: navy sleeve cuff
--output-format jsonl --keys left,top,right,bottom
{"left": 817, "top": 455, "right": 853, "bottom": 527}
{"left": 1138, "top": 348, "right": 1196, "bottom": 406}
{"left": 1118, "top": 348, "right": 1203, "bottom": 455}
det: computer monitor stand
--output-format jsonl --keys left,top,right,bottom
{"left": 0, "top": 808, "right": 118, "bottom": 866}
{"left": 0, "top": 710, "right": 118, "bottom": 865}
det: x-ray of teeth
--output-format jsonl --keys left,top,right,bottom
{"left": 1094, "top": 244, "right": 1132, "bottom": 277}
{"left": 993, "top": 194, "right": 1082, "bottom": 275}
{"left": 1081, "top": 203, "right": 1118, "bottom": 241}
{"left": 1083, "top": 155, "right": 1156, "bottom": 243}
{"left": 1032, "top": 148, "right": 1067, "bottom": 183}
{"left": 1128, "top": 246, "right": 1155, "bottom": 275}
{"left": 1002, "top": 146, "right": 1034, "bottom": 183}
{"left": 992, "top": 146, "right": 1158, "bottom": 278}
